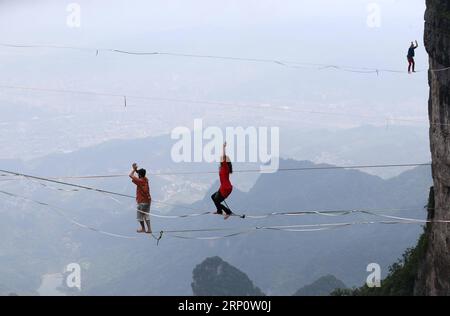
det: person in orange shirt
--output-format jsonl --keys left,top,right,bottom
{"left": 129, "top": 163, "right": 152, "bottom": 233}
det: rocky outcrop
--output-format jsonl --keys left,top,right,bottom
{"left": 191, "top": 256, "right": 264, "bottom": 296}
{"left": 417, "top": 0, "right": 450, "bottom": 295}
{"left": 293, "top": 275, "right": 346, "bottom": 296}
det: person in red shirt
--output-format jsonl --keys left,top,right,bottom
{"left": 211, "top": 142, "right": 233, "bottom": 220}
{"left": 129, "top": 163, "right": 152, "bottom": 233}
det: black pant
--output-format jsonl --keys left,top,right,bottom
{"left": 211, "top": 191, "right": 232, "bottom": 215}
{"left": 408, "top": 57, "right": 415, "bottom": 72}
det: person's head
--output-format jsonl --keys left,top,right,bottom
{"left": 411, "top": 41, "right": 414, "bottom": 47}
{"left": 220, "top": 155, "right": 233, "bottom": 174}
{"left": 137, "top": 168, "right": 146, "bottom": 178}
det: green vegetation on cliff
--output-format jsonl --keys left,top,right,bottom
{"left": 332, "top": 188, "right": 433, "bottom": 296}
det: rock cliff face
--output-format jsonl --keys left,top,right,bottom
{"left": 418, "top": 0, "right": 450, "bottom": 296}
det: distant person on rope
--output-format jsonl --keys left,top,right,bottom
{"left": 407, "top": 40, "right": 419, "bottom": 73}
{"left": 211, "top": 142, "right": 233, "bottom": 220}
{"left": 129, "top": 163, "right": 152, "bottom": 233}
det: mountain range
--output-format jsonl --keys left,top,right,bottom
{"left": 0, "top": 131, "right": 432, "bottom": 295}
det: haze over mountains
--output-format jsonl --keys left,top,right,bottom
{"left": 0, "top": 131, "right": 431, "bottom": 295}
{"left": 0, "top": 0, "right": 428, "bottom": 160}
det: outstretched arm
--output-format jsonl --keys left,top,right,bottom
{"left": 129, "top": 163, "right": 138, "bottom": 179}
{"left": 222, "top": 142, "right": 227, "bottom": 160}
{"left": 415, "top": 40, "right": 419, "bottom": 48}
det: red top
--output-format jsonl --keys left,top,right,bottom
{"left": 219, "top": 161, "right": 233, "bottom": 198}
{"left": 132, "top": 177, "right": 151, "bottom": 203}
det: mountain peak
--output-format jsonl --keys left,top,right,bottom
{"left": 293, "top": 275, "right": 346, "bottom": 296}
{"left": 191, "top": 256, "right": 264, "bottom": 296}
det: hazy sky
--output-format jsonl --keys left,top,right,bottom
{"left": 0, "top": 1, "right": 433, "bottom": 298}
{"left": 0, "top": 0, "right": 430, "bottom": 159}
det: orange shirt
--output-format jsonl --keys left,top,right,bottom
{"left": 132, "top": 177, "right": 151, "bottom": 203}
